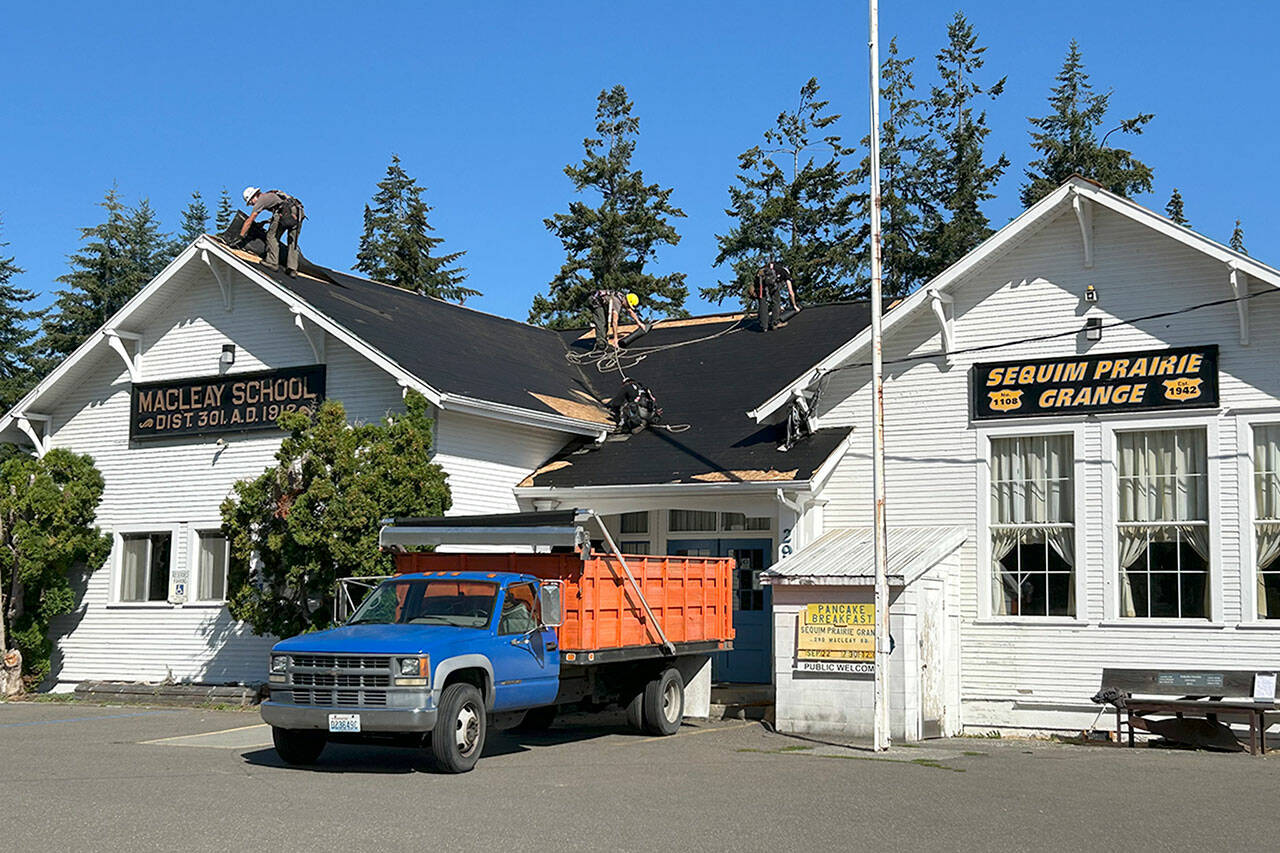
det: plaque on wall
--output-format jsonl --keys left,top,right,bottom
{"left": 971, "top": 345, "right": 1218, "bottom": 420}
{"left": 130, "top": 364, "right": 326, "bottom": 441}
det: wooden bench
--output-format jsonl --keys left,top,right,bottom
{"left": 1096, "top": 668, "right": 1276, "bottom": 755}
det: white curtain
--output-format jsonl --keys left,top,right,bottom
{"left": 1254, "top": 427, "right": 1280, "bottom": 619}
{"left": 990, "top": 528, "right": 1020, "bottom": 615}
{"left": 198, "top": 534, "right": 228, "bottom": 602}
{"left": 1117, "top": 526, "right": 1149, "bottom": 617}
{"left": 1256, "top": 523, "right": 1280, "bottom": 619}
{"left": 1117, "top": 429, "right": 1207, "bottom": 523}
{"left": 1046, "top": 525, "right": 1076, "bottom": 613}
{"left": 120, "top": 537, "right": 147, "bottom": 602}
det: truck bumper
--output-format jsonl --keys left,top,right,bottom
{"left": 261, "top": 701, "right": 438, "bottom": 733}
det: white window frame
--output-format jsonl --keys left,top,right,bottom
{"left": 976, "top": 422, "right": 1086, "bottom": 623}
{"left": 110, "top": 524, "right": 180, "bottom": 608}
{"left": 1100, "top": 416, "right": 1221, "bottom": 624}
{"left": 1237, "top": 412, "right": 1280, "bottom": 627}
{"left": 188, "top": 524, "right": 231, "bottom": 606}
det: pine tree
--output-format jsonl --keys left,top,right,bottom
{"left": 531, "top": 85, "right": 688, "bottom": 327}
{"left": 354, "top": 155, "right": 475, "bottom": 302}
{"left": 214, "top": 188, "right": 234, "bottom": 233}
{"left": 919, "top": 13, "right": 1010, "bottom": 280}
{"left": 38, "top": 187, "right": 170, "bottom": 362}
{"left": 1230, "top": 219, "right": 1247, "bottom": 255}
{"left": 0, "top": 220, "right": 39, "bottom": 410}
{"left": 853, "top": 40, "right": 939, "bottom": 299}
{"left": 705, "top": 78, "right": 861, "bottom": 306}
{"left": 1166, "top": 188, "right": 1188, "bottom": 226}
{"left": 179, "top": 191, "right": 210, "bottom": 244}
{"left": 1021, "top": 40, "right": 1154, "bottom": 207}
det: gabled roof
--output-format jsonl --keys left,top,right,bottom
{"left": 518, "top": 303, "right": 869, "bottom": 488}
{"left": 748, "top": 176, "right": 1280, "bottom": 422}
{"left": 761, "top": 526, "right": 966, "bottom": 586}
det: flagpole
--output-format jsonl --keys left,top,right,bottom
{"left": 867, "top": 0, "right": 891, "bottom": 752}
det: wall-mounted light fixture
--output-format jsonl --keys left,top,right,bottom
{"left": 1084, "top": 284, "right": 1098, "bottom": 303}
{"left": 220, "top": 344, "right": 236, "bottom": 367}
{"left": 1084, "top": 317, "right": 1103, "bottom": 342}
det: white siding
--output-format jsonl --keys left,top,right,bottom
{"left": 41, "top": 260, "right": 570, "bottom": 686}
{"left": 811, "top": 205, "right": 1280, "bottom": 729}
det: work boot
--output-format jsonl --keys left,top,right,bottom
{"left": 285, "top": 268, "right": 297, "bottom": 278}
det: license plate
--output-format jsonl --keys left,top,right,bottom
{"left": 328, "top": 713, "right": 361, "bottom": 733}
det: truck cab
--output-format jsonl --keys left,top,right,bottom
{"left": 261, "top": 570, "right": 564, "bottom": 772}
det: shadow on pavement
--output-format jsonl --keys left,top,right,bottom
{"left": 240, "top": 719, "right": 643, "bottom": 774}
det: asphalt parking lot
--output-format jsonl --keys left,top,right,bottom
{"left": 2, "top": 701, "right": 1278, "bottom": 852}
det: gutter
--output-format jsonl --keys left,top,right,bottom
{"left": 516, "top": 479, "right": 814, "bottom": 499}
{"left": 438, "top": 393, "right": 609, "bottom": 439}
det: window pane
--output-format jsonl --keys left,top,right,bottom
{"left": 1261, "top": 572, "right": 1280, "bottom": 620}
{"left": 619, "top": 511, "right": 648, "bottom": 535}
{"left": 619, "top": 541, "right": 650, "bottom": 555}
{"left": 668, "top": 510, "right": 716, "bottom": 532}
{"left": 499, "top": 583, "right": 539, "bottom": 635}
{"left": 147, "top": 534, "right": 172, "bottom": 602}
{"left": 198, "top": 532, "right": 228, "bottom": 601}
{"left": 120, "top": 536, "right": 148, "bottom": 602}
{"left": 1118, "top": 429, "right": 1207, "bottom": 522}
{"left": 722, "top": 513, "right": 770, "bottom": 531}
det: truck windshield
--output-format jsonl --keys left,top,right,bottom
{"left": 347, "top": 579, "right": 499, "bottom": 628}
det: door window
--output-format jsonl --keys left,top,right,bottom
{"left": 499, "top": 583, "right": 541, "bottom": 635}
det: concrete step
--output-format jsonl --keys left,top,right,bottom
{"left": 73, "top": 681, "right": 263, "bottom": 708}
{"left": 709, "top": 683, "right": 774, "bottom": 722}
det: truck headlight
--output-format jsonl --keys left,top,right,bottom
{"left": 269, "top": 655, "right": 288, "bottom": 683}
{"left": 395, "top": 656, "right": 429, "bottom": 686}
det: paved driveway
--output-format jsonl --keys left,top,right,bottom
{"left": 2, "top": 701, "right": 1277, "bottom": 852}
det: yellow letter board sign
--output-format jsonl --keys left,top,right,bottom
{"left": 796, "top": 603, "right": 874, "bottom": 673}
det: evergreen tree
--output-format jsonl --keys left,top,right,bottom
{"left": 919, "top": 13, "right": 1009, "bottom": 280}
{"left": 705, "top": 78, "right": 861, "bottom": 306}
{"left": 1166, "top": 188, "right": 1188, "bottom": 226}
{"left": 38, "top": 187, "right": 170, "bottom": 362}
{"left": 0, "top": 221, "right": 39, "bottom": 410}
{"left": 853, "top": 40, "right": 939, "bottom": 299}
{"left": 214, "top": 188, "right": 234, "bottom": 233}
{"left": 1021, "top": 40, "right": 1154, "bottom": 207}
{"left": 531, "top": 85, "right": 688, "bottom": 327}
{"left": 1230, "top": 219, "right": 1247, "bottom": 255}
{"left": 354, "top": 155, "right": 475, "bottom": 302}
{"left": 179, "top": 191, "right": 210, "bottom": 245}
{"left": 221, "top": 391, "right": 449, "bottom": 638}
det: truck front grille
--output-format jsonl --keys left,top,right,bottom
{"left": 291, "top": 688, "right": 388, "bottom": 707}
{"left": 285, "top": 654, "right": 394, "bottom": 707}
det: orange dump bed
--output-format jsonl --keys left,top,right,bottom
{"left": 393, "top": 551, "right": 735, "bottom": 652}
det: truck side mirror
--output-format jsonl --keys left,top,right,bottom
{"left": 539, "top": 581, "right": 564, "bottom": 628}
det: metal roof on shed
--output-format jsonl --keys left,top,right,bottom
{"left": 762, "top": 526, "right": 966, "bottom": 586}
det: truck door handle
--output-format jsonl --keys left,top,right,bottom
{"left": 510, "top": 636, "right": 529, "bottom": 647}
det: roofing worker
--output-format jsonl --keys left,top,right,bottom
{"left": 236, "top": 187, "right": 305, "bottom": 276}
{"left": 754, "top": 258, "right": 799, "bottom": 331}
{"left": 591, "top": 289, "right": 644, "bottom": 349}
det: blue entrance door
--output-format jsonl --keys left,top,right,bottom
{"left": 668, "top": 538, "right": 773, "bottom": 683}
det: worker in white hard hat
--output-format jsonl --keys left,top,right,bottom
{"left": 590, "top": 289, "right": 644, "bottom": 349}
{"left": 233, "top": 186, "right": 306, "bottom": 276}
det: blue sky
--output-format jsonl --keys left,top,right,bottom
{"left": 2, "top": 1, "right": 1277, "bottom": 322}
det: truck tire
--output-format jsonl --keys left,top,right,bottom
{"left": 272, "top": 726, "right": 326, "bottom": 765}
{"left": 642, "top": 667, "right": 684, "bottom": 736}
{"left": 432, "top": 683, "right": 486, "bottom": 773}
{"left": 516, "top": 704, "right": 558, "bottom": 732}
{"left": 625, "top": 689, "right": 645, "bottom": 732}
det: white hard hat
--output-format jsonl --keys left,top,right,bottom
{"left": 242, "top": 186, "right": 260, "bottom": 205}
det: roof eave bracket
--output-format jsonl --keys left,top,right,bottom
{"left": 201, "top": 248, "right": 234, "bottom": 311}
{"left": 103, "top": 329, "right": 142, "bottom": 384}
{"left": 1072, "top": 190, "right": 1094, "bottom": 269}
{"left": 927, "top": 287, "right": 955, "bottom": 360}
{"left": 16, "top": 413, "right": 52, "bottom": 457}
{"left": 290, "top": 307, "right": 326, "bottom": 363}
{"left": 1229, "top": 263, "right": 1249, "bottom": 346}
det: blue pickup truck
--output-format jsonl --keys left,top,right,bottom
{"left": 260, "top": 510, "right": 734, "bottom": 772}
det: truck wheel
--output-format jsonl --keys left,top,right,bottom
{"left": 516, "top": 704, "right": 558, "bottom": 732}
{"left": 642, "top": 667, "right": 684, "bottom": 736}
{"left": 272, "top": 726, "right": 326, "bottom": 765}
{"left": 432, "top": 683, "right": 486, "bottom": 773}
{"left": 625, "top": 689, "right": 645, "bottom": 732}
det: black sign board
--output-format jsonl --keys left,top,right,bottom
{"left": 971, "top": 345, "right": 1218, "bottom": 420}
{"left": 130, "top": 364, "right": 326, "bottom": 441}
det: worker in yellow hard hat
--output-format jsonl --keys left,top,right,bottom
{"left": 591, "top": 289, "right": 645, "bottom": 349}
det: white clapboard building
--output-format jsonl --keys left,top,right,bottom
{"left": 4, "top": 177, "right": 1279, "bottom": 739}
